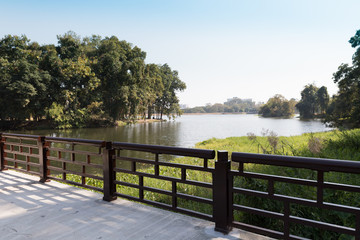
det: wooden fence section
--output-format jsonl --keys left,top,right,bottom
{"left": 45, "top": 137, "right": 106, "bottom": 192}
{"left": 1, "top": 132, "right": 360, "bottom": 239}
{"left": 111, "top": 142, "right": 216, "bottom": 221}
{"left": 0, "top": 133, "right": 41, "bottom": 177}
{"left": 231, "top": 152, "right": 360, "bottom": 240}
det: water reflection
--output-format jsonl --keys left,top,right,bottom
{"left": 14, "top": 114, "right": 333, "bottom": 174}
{"left": 16, "top": 114, "right": 333, "bottom": 148}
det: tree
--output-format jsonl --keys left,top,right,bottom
{"left": 0, "top": 35, "right": 51, "bottom": 121}
{"left": 316, "top": 86, "right": 329, "bottom": 114}
{"left": 259, "top": 94, "right": 294, "bottom": 118}
{"left": 296, "top": 84, "right": 319, "bottom": 119}
{"left": 0, "top": 35, "right": 30, "bottom": 61}
{"left": 144, "top": 64, "right": 164, "bottom": 119}
{"left": 56, "top": 31, "right": 82, "bottom": 60}
{"left": 155, "top": 64, "right": 186, "bottom": 119}
{"left": 325, "top": 29, "right": 360, "bottom": 128}
{"left": 92, "top": 36, "right": 146, "bottom": 120}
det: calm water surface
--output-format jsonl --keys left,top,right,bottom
{"left": 18, "top": 114, "right": 333, "bottom": 147}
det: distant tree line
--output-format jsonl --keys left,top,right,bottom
{"left": 183, "top": 98, "right": 259, "bottom": 113}
{"left": 0, "top": 32, "right": 186, "bottom": 128}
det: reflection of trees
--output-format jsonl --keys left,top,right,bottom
{"left": 28, "top": 122, "right": 183, "bottom": 171}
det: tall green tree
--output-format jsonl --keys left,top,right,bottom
{"left": 325, "top": 30, "right": 360, "bottom": 128}
{"left": 155, "top": 64, "right": 186, "bottom": 119}
{"left": 0, "top": 35, "right": 51, "bottom": 121}
{"left": 93, "top": 36, "right": 147, "bottom": 120}
{"left": 296, "top": 84, "right": 319, "bottom": 119}
{"left": 144, "top": 64, "right": 164, "bottom": 119}
{"left": 316, "top": 86, "right": 329, "bottom": 114}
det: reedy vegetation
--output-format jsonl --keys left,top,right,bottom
{"left": 0, "top": 32, "right": 186, "bottom": 128}
{"left": 197, "top": 129, "right": 360, "bottom": 239}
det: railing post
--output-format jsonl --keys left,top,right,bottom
{"left": 0, "top": 133, "right": 5, "bottom": 171}
{"left": 38, "top": 136, "right": 49, "bottom": 183}
{"left": 103, "top": 141, "right": 117, "bottom": 201}
{"left": 213, "top": 150, "right": 232, "bottom": 233}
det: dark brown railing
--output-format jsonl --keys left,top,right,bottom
{"left": 111, "top": 142, "right": 216, "bottom": 221}
{"left": 1, "top": 133, "right": 42, "bottom": 177}
{"left": 45, "top": 136, "right": 106, "bottom": 192}
{"left": 231, "top": 152, "right": 360, "bottom": 240}
{"left": 1, "top": 132, "right": 360, "bottom": 239}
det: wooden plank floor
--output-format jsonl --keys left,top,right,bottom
{"left": 0, "top": 171, "right": 272, "bottom": 240}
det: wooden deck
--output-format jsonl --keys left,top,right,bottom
{"left": 0, "top": 170, "right": 272, "bottom": 240}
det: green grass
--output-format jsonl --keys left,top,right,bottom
{"left": 195, "top": 129, "right": 360, "bottom": 161}
{"left": 53, "top": 156, "right": 215, "bottom": 216}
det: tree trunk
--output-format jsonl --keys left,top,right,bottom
{"left": 147, "top": 106, "right": 152, "bottom": 119}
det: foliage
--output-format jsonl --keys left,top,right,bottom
{"left": 325, "top": 29, "right": 360, "bottom": 128}
{"left": 0, "top": 35, "right": 51, "bottom": 121}
{"left": 154, "top": 64, "right": 186, "bottom": 119}
{"left": 296, "top": 84, "right": 328, "bottom": 119}
{"left": 0, "top": 32, "right": 186, "bottom": 128}
{"left": 317, "top": 86, "right": 330, "bottom": 114}
{"left": 259, "top": 94, "right": 295, "bottom": 118}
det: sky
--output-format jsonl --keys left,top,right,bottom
{"left": 1, "top": 0, "right": 360, "bottom": 107}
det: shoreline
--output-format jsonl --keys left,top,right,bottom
{"left": 182, "top": 112, "right": 257, "bottom": 115}
{"left": 117, "top": 119, "right": 166, "bottom": 126}
{"left": 0, "top": 118, "right": 167, "bottom": 131}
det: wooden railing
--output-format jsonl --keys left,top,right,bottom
{"left": 111, "top": 142, "right": 216, "bottom": 221}
{"left": 231, "top": 152, "right": 360, "bottom": 240}
{"left": 1, "top": 133, "right": 360, "bottom": 239}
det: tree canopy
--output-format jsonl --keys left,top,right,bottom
{"left": 325, "top": 29, "right": 360, "bottom": 128}
{"left": 0, "top": 32, "right": 186, "bottom": 128}
{"left": 295, "top": 84, "right": 329, "bottom": 119}
{"left": 259, "top": 95, "right": 296, "bottom": 118}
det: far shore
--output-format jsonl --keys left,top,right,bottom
{"left": 182, "top": 112, "right": 257, "bottom": 115}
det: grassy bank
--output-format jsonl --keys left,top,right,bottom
{"left": 196, "top": 129, "right": 360, "bottom": 161}
{"left": 194, "top": 129, "right": 360, "bottom": 239}
{"left": 62, "top": 129, "right": 360, "bottom": 239}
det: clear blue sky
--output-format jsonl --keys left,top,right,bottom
{"left": 1, "top": 0, "right": 360, "bottom": 107}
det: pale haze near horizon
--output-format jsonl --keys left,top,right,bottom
{"left": 1, "top": 0, "right": 360, "bottom": 107}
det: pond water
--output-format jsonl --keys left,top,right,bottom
{"left": 18, "top": 114, "right": 333, "bottom": 147}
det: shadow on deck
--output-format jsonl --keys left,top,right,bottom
{"left": 0, "top": 171, "right": 271, "bottom": 240}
